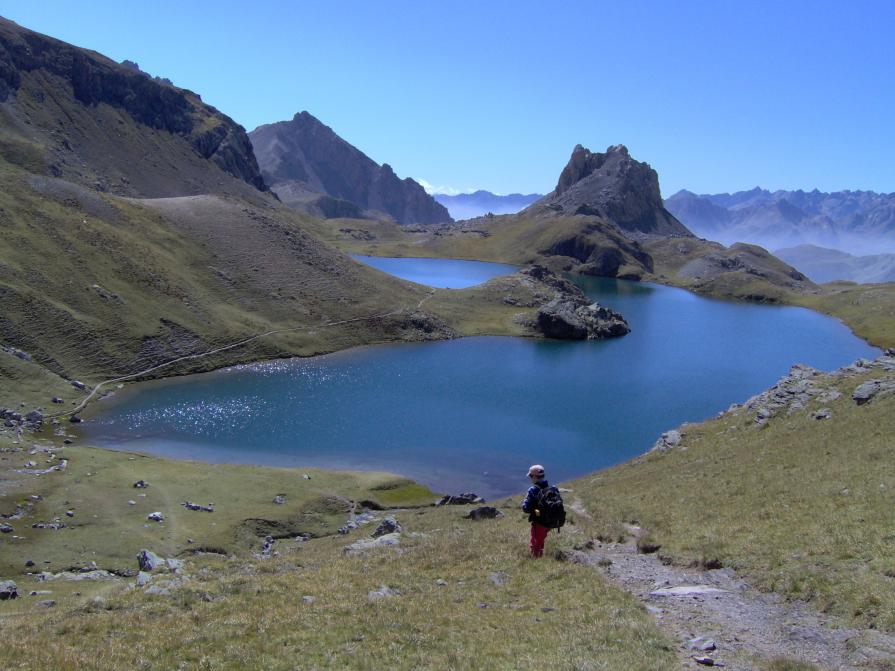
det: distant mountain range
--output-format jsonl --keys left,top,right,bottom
{"left": 665, "top": 188, "right": 895, "bottom": 256}
{"left": 434, "top": 191, "right": 541, "bottom": 220}
{"left": 250, "top": 112, "right": 451, "bottom": 225}
{"left": 774, "top": 245, "right": 895, "bottom": 284}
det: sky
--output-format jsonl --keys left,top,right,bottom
{"left": 2, "top": 1, "right": 893, "bottom": 197}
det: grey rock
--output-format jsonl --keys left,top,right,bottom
{"left": 371, "top": 516, "right": 402, "bottom": 537}
{"left": 133, "top": 480, "right": 149, "bottom": 488}
{"left": 36, "top": 570, "right": 115, "bottom": 582}
{"left": 0, "top": 523, "right": 13, "bottom": 533}
{"left": 692, "top": 656, "right": 718, "bottom": 666}
{"left": 182, "top": 501, "right": 213, "bottom": 512}
{"left": 535, "top": 297, "right": 629, "bottom": 340}
{"left": 436, "top": 492, "right": 485, "bottom": 506}
{"left": 272, "top": 494, "right": 287, "bottom": 505}
{"left": 145, "top": 585, "right": 171, "bottom": 596}
{"left": 147, "top": 512, "right": 164, "bottom": 522}
{"left": 688, "top": 637, "right": 717, "bottom": 652}
{"left": 51, "top": 397, "right": 64, "bottom": 404}
{"left": 71, "top": 380, "right": 87, "bottom": 390}
{"left": 489, "top": 571, "right": 508, "bottom": 586}
{"left": 0, "top": 580, "right": 18, "bottom": 600}
{"left": 37, "top": 599, "right": 56, "bottom": 607}
{"left": 345, "top": 533, "right": 401, "bottom": 553}
{"left": 650, "top": 585, "right": 728, "bottom": 597}
{"left": 814, "top": 408, "right": 831, "bottom": 420}
{"left": 165, "top": 558, "right": 183, "bottom": 571}
{"left": 652, "top": 429, "right": 682, "bottom": 452}
{"left": 25, "top": 410, "right": 43, "bottom": 425}
{"left": 464, "top": 506, "right": 503, "bottom": 520}
{"left": 301, "top": 595, "right": 315, "bottom": 605}
{"left": 137, "top": 549, "right": 165, "bottom": 572}
{"left": 435, "top": 579, "right": 448, "bottom": 586}
{"left": 367, "top": 585, "right": 399, "bottom": 601}
{"left": 135, "top": 571, "right": 152, "bottom": 586}
{"left": 853, "top": 379, "right": 895, "bottom": 405}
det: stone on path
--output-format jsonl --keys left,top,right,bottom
{"left": 649, "top": 584, "right": 728, "bottom": 597}
{"left": 147, "top": 512, "right": 164, "bottom": 522}
{"left": 688, "top": 636, "right": 717, "bottom": 652}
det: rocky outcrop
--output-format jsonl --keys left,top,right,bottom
{"left": 250, "top": 111, "right": 452, "bottom": 225}
{"left": 527, "top": 144, "right": 691, "bottom": 237}
{"left": 515, "top": 266, "right": 630, "bottom": 340}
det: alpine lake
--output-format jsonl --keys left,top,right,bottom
{"left": 82, "top": 255, "right": 880, "bottom": 498}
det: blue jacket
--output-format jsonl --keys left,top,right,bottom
{"left": 522, "top": 480, "right": 549, "bottom": 523}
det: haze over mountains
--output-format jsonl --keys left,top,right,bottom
{"left": 250, "top": 112, "right": 451, "bottom": 225}
{"left": 434, "top": 191, "right": 541, "bottom": 220}
{"left": 665, "top": 187, "right": 895, "bottom": 256}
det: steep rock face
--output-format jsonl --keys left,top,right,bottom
{"left": 0, "top": 17, "right": 266, "bottom": 197}
{"left": 250, "top": 111, "right": 452, "bottom": 225}
{"left": 528, "top": 144, "right": 691, "bottom": 237}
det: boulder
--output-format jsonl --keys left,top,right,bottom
{"left": 464, "top": 506, "right": 503, "bottom": 520}
{"left": 138, "top": 549, "right": 165, "bottom": 572}
{"left": 853, "top": 379, "right": 895, "bottom": 405}
{"left": 344, "top": 533, "right": 401, "bottom": 553}
{"left": 0, "top": 523, "right": 13, "bottom": 533}
{"left": 272, "top": 494, "right": 286, "bottom": 505}
{"left": 24, "top": 410, "right": 43, "bottom": 425}
{"left": 436, "top": 492, "right": 484, "bottom": 506}
{"left": 0, "top": 580, "right": 17, "bottom": 600}
{"left": 147, "top": 512, "right": 164, "bottom": 522}
{"left": 371, "top": 517, "right": 402, "bottom": 537}
{"left": 652, "top": 429, "right": 682, "bottom": 452}
{"left": 535, "top": 298, "right": 629, "bottom": 340}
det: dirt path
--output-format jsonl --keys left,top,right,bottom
{"left": 571, "top": 498, "right": 895, "bottom": 670}
{"left": 47, "top": 290, "right": 439, "bottom": 421}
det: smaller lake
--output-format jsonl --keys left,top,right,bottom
{"left": 84, "top": 258, "right": 880, "bottom": 498}
{"left": 352, "top": 255, "right": 517, "bottom": 288}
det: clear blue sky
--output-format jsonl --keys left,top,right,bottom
{"left": 2, "top": 1, "right": 893, "bottom": 196}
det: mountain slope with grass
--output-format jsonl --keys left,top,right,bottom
{"left": 0, "top": 18, "right": 585, "bottom": 413}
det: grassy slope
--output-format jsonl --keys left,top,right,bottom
{"left": 575, "top": 365, "right": 895, "bottom": 632}
{"left": 794, "top": 282, "right": 895, "bottom": 350}
{"left": 0, "top": 427, "right": 677, "bottom": 671}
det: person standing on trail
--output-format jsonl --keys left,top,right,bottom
{"left": 521, "top": 464, "right": 565, "bottom": 558}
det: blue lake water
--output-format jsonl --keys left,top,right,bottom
{"left": 351, "top": 255, "right": 518, "bottom": 288}
{"left": 84, "top": 259, "right": 880, "bottom": 498}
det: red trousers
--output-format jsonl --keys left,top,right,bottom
{"left": 530, "top": 522, "right": 550, "bottom": 558}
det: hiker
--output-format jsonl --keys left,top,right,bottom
{"left": 521, "top": 464, "right": 565, "bottom": 558}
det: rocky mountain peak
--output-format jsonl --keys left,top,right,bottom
{"left": 530, "top": 144, "right": 692, "bottom": 237}
{"left": 250, "top": 113, "right": 452, "bottom": 225}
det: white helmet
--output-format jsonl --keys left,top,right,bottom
{"left": 527, "top": 464, "right": 545, "bottom": 477}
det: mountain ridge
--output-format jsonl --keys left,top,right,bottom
{"left": 250, "top": 111, "right": 452, "bottom": 225}
{"left": 666, "top": 187, "right": 895, "bottom": 255}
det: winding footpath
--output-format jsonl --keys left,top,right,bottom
{"left": 47, "top": 289, "right": 439, "bottom": 420}
{"left": 571, "top": 498, "right": 895, "bottom": 670}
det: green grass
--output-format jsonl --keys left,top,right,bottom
{"left": 0, "top": 433, "right": 677, "bottom": 670}
{"left": 795, "top": 282, "right": 895, "bottom": 349}
{"left": 0, "top": 439, "right": 436, "bottom": 576}
{"left": 573, "top": 367, "right": 895, "bottom": 631}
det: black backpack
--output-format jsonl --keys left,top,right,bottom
{"left": 536, "top": 486, "right": 566, "bottom": 529}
